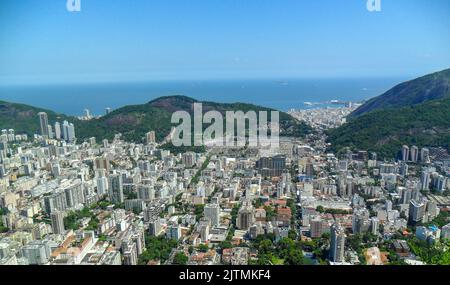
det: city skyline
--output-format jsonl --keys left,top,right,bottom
{"left": 1, "top": 0, "right": 450, "bottom": 271}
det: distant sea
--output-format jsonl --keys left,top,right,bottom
{"left": 0, "top": 78, "right": 404, "bottom": 116}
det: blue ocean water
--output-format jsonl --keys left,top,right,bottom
{"left": 0, "top": 78, "right": 404, "bottom": 116}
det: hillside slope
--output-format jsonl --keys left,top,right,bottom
{"left": 77, "top": 95, "right": 312, "bottom": 142}
{"left": 1, "top": 96, "right": 312, "bottom": 143}
{"left": 0, "top": 100, "right": 73, "bottom": 135}
{"left": 350, "top": 68, "right": 450, "bottom": 117}
{"left": 327, "top": 97, "right": 450, "bottom": 158}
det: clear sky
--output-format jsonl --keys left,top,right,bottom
{"left": 0, "top": 0, "right": 449, "bottom": 85}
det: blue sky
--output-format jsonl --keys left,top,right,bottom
{"left": 0, "top": 0, "right": 449, "bottom": 85}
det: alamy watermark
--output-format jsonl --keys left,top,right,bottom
{"left": 170, "top": 103, "right": 280, "bottom": 149}
{"left": 367, "top": 0, "right": 381, "bottom": 12}
{"left": 67, "top": 0, "right": 81, "bottom": 12}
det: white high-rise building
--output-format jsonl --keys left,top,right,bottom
{"left": 402, "top": 145, "right": 410, "bottom": 162}
{"left": 370, "top": 217, "right": 379, "bottom": 235}
{"left": 38, "top": 112, "right": 49, "bottom": 138}
{"left": 96, "top": 176, "right": 109, "bottom": 196}
{"left": 421, "top": 148, "right": 430, "bottom": 163}
{"left": 62, "top": 120, "right": 69, "bottom": 141}
{"left": 146, "top": 131, "right": 156, "bottom": 144}
{"left": 330, "top": 223, "right": 346, "bottom": 262}
{"left": 410, "top": 146, "right": 419, "bottom": 163}
{"left": 50, "top": 211, "right": 65, "bottom": 235}
{"left": 137, "top": 184, "right": 155, "bottom": 202}
{"left": 108, "top": 174, "right": 124, "bottom": 204}
{"left": 68, "top": 123, "right": 76, "bottom": 142}
{"left": 54, "top": 122, "right": 61, "bottom": 140}
{"left": 421, "top": 171, "right": 431, "bottom": 191}
{"left": 48, "top": 125, "right": 54, "bottom": 139}
{"left": 408, "top": 199, "right": 426, "bottom": 225}
{"left": 204, "top": 203, "right": 220, "bottom": 227}
{"left": 436, "top": 175, "right": 448, "bottom": 193}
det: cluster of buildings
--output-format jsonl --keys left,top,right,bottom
{"left": 1, "top": 108, "right": 450, "bottom": 266}
{"left": 1, "top": 129, "right": 28, "bottom": 143}
{"left": 288, "top": 104, "right": 360, "bottom": 130}
{"left": 38, "top": 112, "right": 76, "bottom": 142}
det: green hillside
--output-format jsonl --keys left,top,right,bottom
{"left": 350, "top": 68, "right": 450, "bottom": 117}
{"left": 77, "top": 95, "right": 312, "bottom": 142}
{"left": 1, "top": 96, "right": 312, "bottom": 144}
{"left": 327, "top": 97, "right": 450, "bottom": 158}
{"left": 0, "top": 100, "right": 73, "bottom": 135}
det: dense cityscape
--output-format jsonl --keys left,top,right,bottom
{"left": 1, "top": 105, "right": 449, "bottom": 266}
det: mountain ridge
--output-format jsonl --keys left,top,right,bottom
{"left": 350, "top": 68, "right": 450, "bottom": 117}
{"left": 328, "top": 68, "right": 450, "bottom": 158}
{"left": 0, "top": 95, "right": 312, "bottom": 143}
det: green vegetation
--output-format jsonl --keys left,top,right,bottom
{"left": 0, "top": 208, "right": 8, "bottom": 216}
{"left": 194, "top": 204, "right": 205, "bottom": 221}
{"left": 173, "top": 252, "right": 189, "bottom": 265}
{"left": 63, "top": 207, "right": 96, "bottom": 231}
{"left": 0, "top": 100, "right": 73, "bottom": 136}
{"left": 223, "top": 204, "right": 240, "bottom": 245}
{"left": 264, "top": 206, "right": 277, "bottom": 222}
{"left": 97, "top": 235, "right": 108, "bottom": 242}
{"left": 85, "top": 216, "right": 100, "bottom": 231}
{"left": 0, "top": 208, "right": 7, "bottom": 232}
{"left": 95, "top": 200, "right": 113, "bottom": 210}
{"left": 328, "top": 97, "right": 450, "bottom": 158}
{"left": 160, "top": 143, "right": 206, "bottom": 155}
{"left": 286, "top": 199, "right": 297, "bottom": 228}
{"left": 408, "top": 238, "right": 450, "bottom": 265}
{"left": 230, "top": 204, "right": 239, "bottom": 226}
{"left": 219, "top": 240, "right": 233, "bottom": 250}
{"left": 123, "top": 188, "right": 137, "bottom": 200}
{"left": 351, "top": 68, "right": 450, "bottom": 117}
{"left": 0, "top": 95, "right": 312, "bottom": 144}
{"left": 308, "top": 234, "right": 330, "bottom": 265}
{"left": 0, "top": 218, "right": 8, "bottom": 233}
{"left": 315, "top": 206, "right": 351, "bottom": 215}
{"left": 421, "top": 211, "right": 450, "bottom": 228}
{"left": 138, "top": 235, "right": 179, "bottom": 265}
{"left": 77, "top": 103, "right": 172, "bottom": 142}
{"left": 251, "top": 235, "right": 305, "bottom": 265}
{"left": 189, "top": 155, "right": 211, "bottom": 186}
{"left": 346, "top": 233, "right": 378, "bottom": 264}
{"left": 197, "top": 244, "right": 209, "bottom": 252}
{"left": 329, "top": 69, "right": 450, "bottom": 158}
{"left": 253, "top": 198, "right": 264, "bottom": 208}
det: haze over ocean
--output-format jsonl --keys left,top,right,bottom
{"left": 0, "top": 78, "right": 403, "bottom": 116}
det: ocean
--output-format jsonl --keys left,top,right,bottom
{"left": 0, "top": 78, "right": 404, "bottom": 116}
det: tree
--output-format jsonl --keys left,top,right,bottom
{"left": 197, "top": 244, "right": 209, "bottom": 252}
{"left": 347, "top": 234, "right": 363, "bottom": 253}
{"left": 288, "top": 229, "right": 298, "bottom": 240}
{"left": 138, "top": 235, "right": 178, "bottom": 265}
{"left": 194, "top": 204, "right": 205, "bottom": 220}
{"left": 0, "top": 220, "right": 8, "bottom": 233}
{"left": 277, "top": 238, "right": 304, "bottom": 265}
{"left": 173, "top": 252, "right": 188, "bottom": 265}
{"left": 264, "top": 206, "right": 276, "bottom": 221}
{"left": 219, "top": 241, "right": 233, "bottom": 250}
{"left": 258, "top": 239, "right": 274, "bottom": 255}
